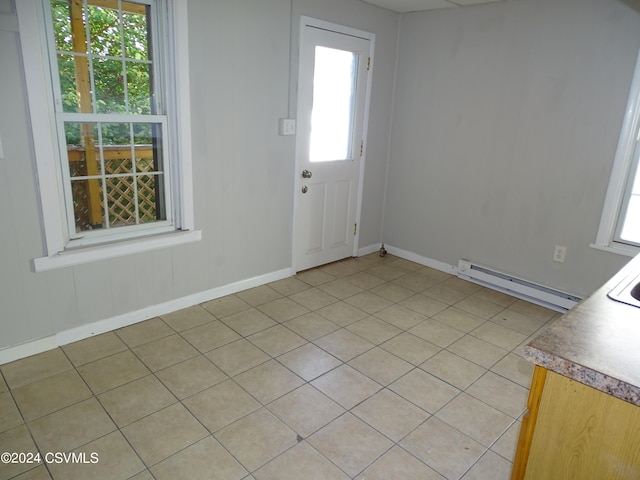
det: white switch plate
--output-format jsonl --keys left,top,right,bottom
{"left": 0, "top": 136, "right": 4, "bottom": 159}
{"left": 278, "top": 118, "right": 296, "bottom": 136}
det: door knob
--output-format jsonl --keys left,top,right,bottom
{"left": 301, "top": 185, "right": 308, "bottom": 194}
{"left": 302, "top": 170, "right": 312, "bottom": 179}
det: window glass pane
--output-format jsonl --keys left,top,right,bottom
{"left": 123, "top": 8, "right": 149, "bottom": 61}
{"left": 136, "top": 123, "right": 166, "bottom": 222}
{"left": 50, "top": 0, "right": 87, "bottom": 54}
{"left": 309, "top": 46, "right": 358, "bottom": 163}
{"left": 133, "top": 122, "right": 153, "bottom": 147}
{"left": 101, "top": 122, "right": 131, "bottom": 145}
{"left": 134, "top": 123, "right": 159, "bottom": 172}
{"left": 65, "top": 122, "right": 100, "bottom": 178}
{"left": 137, "top": 174, "right": 165, "bottom": 223}
{"left": 136, "top": 156, "right": 155, "bottom": 172}
{"left": 50, "top": 0, "right": 73, "bottom": 52}
{"left": 66, "top": 122, "right": 104, "bottom": 231}
{"left": 65, "top": 120, "right": 165, "bottom": 232}
{"left": 94, "top": 57, "right": 126, "bottom": 113}
{"left": 126, "top": 61, "right": 152, "bottom": 114}
{"left": 57, "top": 54, "right": 80, "bottom": 113}
{"left": 106, "top": 176, "right": 136, "bottom": 226}
{"left": 620, "top": 163, "right": 640, "bottom": 244}
{"left": 88, "top": 4, "right": 122, "bottom": 58}
{"left": 102, "top": 123, "right": 133, "bottom": 174}
{"left": 51, "top": 0, "right": 153, "bottom": 116}
{"left": 620, "top": 195, "right": 640, "bottom": 243}
{"left": 71, "top": 178, "right": 105, "bottom": 232}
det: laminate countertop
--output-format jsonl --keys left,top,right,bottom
{"left": 524, "top": 254, "right": 640, "bottom": 406}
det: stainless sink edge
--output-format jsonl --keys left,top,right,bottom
{"left": 608, "top": 272, "right": 640, "bottom": 308}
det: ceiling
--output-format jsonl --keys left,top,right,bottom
{"left": 360, "top": 0, "right": 505, "bottom": 13}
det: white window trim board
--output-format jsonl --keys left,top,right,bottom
{"left": 16, "top": 0, "right": 200, "bottom": 270}
{"left": 592, "top": 48, "right": 640, "bottom": 257}
{"left": 170, "top": 0, "right": 196, "bottom": 230}
{"left": 32, "top": 229, "right": 201, "bottom": 272}
{"left": 17, "top": 0, "right": 67, "bottom": 256}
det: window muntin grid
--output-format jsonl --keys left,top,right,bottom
{"left": 50, "top": 0, "right": 154, "bottom": 115}
{"left": 63, "top": 120, "right": 168, "bottom": 234}
{"left": 46, "top": 0, "right": 173, "bottom": 244}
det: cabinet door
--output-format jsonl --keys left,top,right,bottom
{"left": 524, "top": 370, "right": 640, "bottom": 479}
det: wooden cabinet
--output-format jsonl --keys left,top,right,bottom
{"left": 511, "top": 366, "right": 640, "bottom": 480}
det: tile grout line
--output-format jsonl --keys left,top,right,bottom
{"left": 0, "top": 254, "right": 554, "bottom": 479}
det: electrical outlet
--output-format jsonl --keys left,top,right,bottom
{"left": 553, "top": 245, "right": 567, "bottom": 263}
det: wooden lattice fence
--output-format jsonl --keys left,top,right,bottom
{"left": 68, "top": 145, "right": 158, "bottom": 231}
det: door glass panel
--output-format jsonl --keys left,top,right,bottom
{"left": 309, "top": 46, "right": 358, "bottom": 162}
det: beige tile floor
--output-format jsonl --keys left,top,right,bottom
{"left": 0, "top": 254, "right": 559, "bottom": 480}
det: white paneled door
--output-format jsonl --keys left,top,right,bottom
{"left": 293, "top": 18, "right": 373, "bottom": 272}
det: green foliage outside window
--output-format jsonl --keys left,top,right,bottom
{"left": 50, "top": 0, "right": 154, "bottom": 145}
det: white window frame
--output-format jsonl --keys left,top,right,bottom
{"left": 17, "top": 0, "right": 200, "bottom": 272}
{"left": 593, "top": 48, "right": 640, "bottom": 257}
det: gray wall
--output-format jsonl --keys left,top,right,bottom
{"left": 3, "top": 0, "right": 640, "bottom": 355}
{"left": 0, "top": 0, "right": 398, "bottom": 352}
{"left": 383, "top": 0, "right": 640, "bottom": 297}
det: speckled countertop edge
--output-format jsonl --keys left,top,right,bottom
{"left": 520, "top": 253, "right": 640, "bottom": 406}
{"left": 523, "top": 344, "right": 640, "bottom": 406}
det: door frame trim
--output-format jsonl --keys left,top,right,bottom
{"left": 291, "top": 16, "right": 376, "bottom": 272}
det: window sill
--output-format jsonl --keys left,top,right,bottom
{"left": 33, "top": 229, "right": 201, "bottom": 272}
{"left": 589, "top": 242, "right": 639, "bottom": 258}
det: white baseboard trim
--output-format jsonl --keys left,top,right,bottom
{"left": 0, "top": 336, "right": 59, "bottom": 366}
{"left": 385, "top": 246, "right": 576, "bottom": 312}
{"left": 384, "top": 245, "right": 458, "bottom": 275}
{"left": 0, "top": 267, "right": 294, "bottom": 365}
{"left": 357, "top": 243, "right": 382, "bottom": 256}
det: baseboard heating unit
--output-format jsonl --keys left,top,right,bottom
{"left": 457, "top": 260, "right": 581, "bottom": 312}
